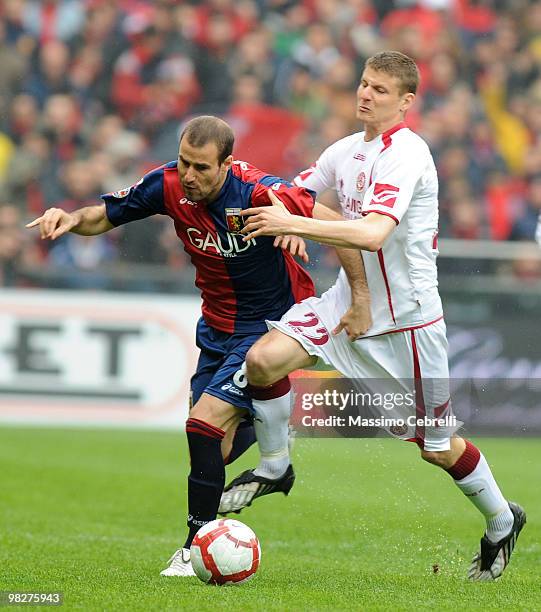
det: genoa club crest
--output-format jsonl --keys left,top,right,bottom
{"left": 225, "top": 208, "right": 244, "bottom": 233}
{"left": 356, "top": 171, "right": 366, "bottom": 193}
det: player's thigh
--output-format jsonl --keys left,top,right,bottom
{"left": 192, "top": 340, "right": 255, "bottom": 456}
{"left": 265, "top": 295, "right": 358, "bottom": 378}
{"left": 191, "top": 360, "right": 220, "bottom": 410}
{"left": 191, "top": 319, "right": 228, "bottom": 407}
{"left": 199, "top": 332, "right": 263, "bottom": 411}
{"left": 190, "top": 392, "right": 247, "bottom": 433}
{"left": 352, "top": 321, "right": 455, "bottom": 451}
{"left": 246, "top": 328, "right": 317, "bottom": 382}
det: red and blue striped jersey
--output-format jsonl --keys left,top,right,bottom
{"left": 102, "top": 160, "right": 316, "bottom": 333}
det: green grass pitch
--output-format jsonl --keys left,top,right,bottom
{"left": 0, "top": 428, "right": 540, "bottom": 611}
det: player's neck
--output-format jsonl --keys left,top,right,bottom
{"left": 364, "top": 116, "right": 404, "bottom": 142}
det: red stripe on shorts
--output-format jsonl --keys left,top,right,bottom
{"left": 410, "top": 329, "right": 425, "bottom": 444}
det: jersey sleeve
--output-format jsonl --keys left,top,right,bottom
{"left": 101, "top": 167, "right": 166, "bottom": 226}
{"left": 361, "top": 143, "right": 429, "bottom": 225}
{"left": 293, "top": 142, "right": 339, "bottom": 195}
{"left": 251, "top": 179, "right": 315, "bottom": 218}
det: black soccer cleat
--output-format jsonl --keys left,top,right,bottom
{"left": 468, "top": 502, "right": 526, "bottom": 581}
{"left": 218, "top": 464, "right": 295, "bottom": 515}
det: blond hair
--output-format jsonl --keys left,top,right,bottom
{"left": 365, "top": 51, "right": 420, "bottom": 95}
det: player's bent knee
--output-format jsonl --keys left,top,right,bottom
{"left": 246, "top": 330, "right": 315, "bottom": 387}
{"left": 245, "top": 344, "right": 278, "bottom": 387}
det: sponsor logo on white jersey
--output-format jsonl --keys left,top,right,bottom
{"left": 343, "top": 195, "right": 363, "bottom": 217}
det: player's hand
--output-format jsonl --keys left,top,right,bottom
{"left": 26, "top": 207, "right": 77, "bottom": 240}
{"left": 241, "top": 189, "right": 292, "bottom": 241}
{"left": 332, "top": 302, "right": 372, "bottom": 340}
{"left": 273, "top": 235, "right": 309, "bottom": 263}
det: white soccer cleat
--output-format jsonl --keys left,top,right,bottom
{"left": 160, "top": 548, "right": 196, "bottom": 577}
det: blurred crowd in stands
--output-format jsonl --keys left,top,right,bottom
{"left": 1, "top": 0, "right": 541, "bottom": 290}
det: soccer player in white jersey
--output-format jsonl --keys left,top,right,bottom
{"left": 219, "top": 51, "right": 526, "bottom": 581}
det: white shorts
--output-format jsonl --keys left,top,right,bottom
{"left": 269, "top": 295, "right": 456, "bottom": 451}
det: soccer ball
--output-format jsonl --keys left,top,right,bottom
{"left": 190, "top": 518, "right": 261, "bottom": 585}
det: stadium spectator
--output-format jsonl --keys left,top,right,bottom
{"left": 290, "top": 22, "right": 341, "bottom": 78}
{"left": 193, "top": 13, "right": 236, "bottom": 112}
{"left": 2, "top": 131, "right": 50, "bottom": 214}
{"left": 229, "top": 28, "right": 276, "bottom": 104}
{"left": 101, "top": 130, "right": 147, "bottom": 193}
{"left": 22, "top": 0, "right": 86, "bottom": 44}
{"left": 23, "top": 39, "right": 71, "bottom": 107}
{"left": 48, "top": 233, "right": 116, "bottom": 290}
{"left": 280, "top": 64, "right": 328, "bottom": 122}
{"left": 55, "top": 159, "right": 106, "bottom": 213}
{"left": 0, "top": 203, "right": 40, "bottom": 285}
{"left": 510, "top": 175, "right": 541, "bottom": 241}
{"left": 0, "top": 18, "right": 28, "bottom": 130}
{"left": 6, "top": 93, "right": 39, "bottom": 144}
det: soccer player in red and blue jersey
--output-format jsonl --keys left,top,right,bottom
{"left": 27, "top": 116, "right": 371, "bottom": 576}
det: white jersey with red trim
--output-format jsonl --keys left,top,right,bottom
{"left": 294, "top": 122, "right": 443, "bottom": 337}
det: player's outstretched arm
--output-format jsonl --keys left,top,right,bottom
{"left": 26, "top": 204, "right": 114, "bottom": 240}
{"left": 241, "top": 190, "right": 395, "bottom": 251}
{"left": 313, "top": 201, "right": 372, "bottom": 339}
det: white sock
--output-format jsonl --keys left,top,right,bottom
{"left": 454, "top": 453, "right": 514, "bottom": 542}
{"left": 252, "top": 390, "right": 292, "bottom": 479}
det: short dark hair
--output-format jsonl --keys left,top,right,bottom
{"left": 365, "top": 51, "right": 420, "bottom": 95}
{"left": 180, "top": 116, "right": 234, "bottom": 164}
